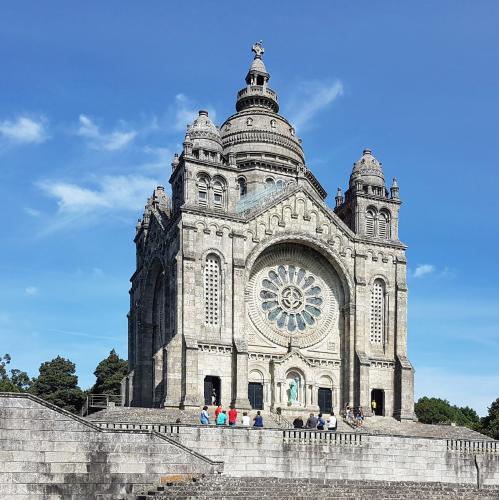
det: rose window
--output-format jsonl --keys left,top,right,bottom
{"left": 259, "top": 265, "right": 323, "bottom": 332}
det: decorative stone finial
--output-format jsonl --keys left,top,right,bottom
{"left": 252, "top": 41, "right": 264, "bottom": 59}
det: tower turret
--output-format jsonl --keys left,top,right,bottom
{"left": 335, "top": 148, "right": 401, "bottom": 241}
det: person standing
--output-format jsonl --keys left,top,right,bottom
{"left": 228, "top": 406, "right": 238, "bottom": 426}
{"left": 216, "top": 410, "right": 228, "bottom": 426}
{"left": 371, "top": 399, "right": 377, "bottom": 416}
{"left": 200, "top": 406, "right": 209, "bottom": 425}
{"left": 253, "top": 410, "right": 264, "bottom": 427}
{"left": 328, "top": 412, "right": 337, "bottom": 432}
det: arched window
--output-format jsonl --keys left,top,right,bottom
{"left": 276, "top": 179, "right": 284, "bottom": 190}
{"left": 378, "top": 211, "right": 390, "bottom": 239}
{"left": 197, "top": 177, "right": 208, "bottom": 206}
{"left": 213, "top": 180, "right": 224, "bottom": 209}
{"left": 370, "top": 279, "right": 385, "bottom": 344}
{"left": 265, "top": 177, "right": 275, "bottom": 189}
{"left": 238, "top": 177, "right": 247, "bottom": 197}
{"left": 246, "top": 117, "right": 253, "bottom": 126}
{"left": 204, "top": 254, "right": 221, "bottom": 326}
{"left": 366, "top": 209, "right": 376, "bottom": 237}
{"left": 270, "top": 119, "right": 277, "bottom": 128}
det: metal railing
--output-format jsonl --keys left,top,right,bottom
{"left": 81, "top": 393, "right": 122, "bottom": 416}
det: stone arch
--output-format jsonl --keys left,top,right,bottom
{"left": 140, "top": 257, "right": 165, "bottom": 407}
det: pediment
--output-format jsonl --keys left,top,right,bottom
{"left": 242, "top": 184, "right": 355, "bottom": 242}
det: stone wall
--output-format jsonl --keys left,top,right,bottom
{"left": 0, "top": 393, "right": 222, "bottom": 499}
{"left": 97, "top": 422, "right": 499, "bottom": 487}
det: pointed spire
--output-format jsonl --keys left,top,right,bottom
{"left": 391, "top": 177, "right": 400, "bottom": 199}
{"left": 335, "top": 187, "right": 344, "bottom": 207}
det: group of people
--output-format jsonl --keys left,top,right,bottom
{"left": 293, "top": 412, "right": 337, "bottom": 431}
{"left": 345, "top": 405, "right": 364, "bottom": 427}
{"left": 200, "top": 405, "right": 264, "bottom": 427}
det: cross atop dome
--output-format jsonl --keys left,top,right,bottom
{"left": 252, "top": 41, "right": 264, "bottom": 59}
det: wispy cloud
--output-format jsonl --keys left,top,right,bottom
{"left": 413, "top": 264, "right": 435, "bottom": 278}
{"left": 25, "top": 286, "right": 39, "bottom": 296}
{"left": 77, "top": 114, "right": 137, "bottom": 151}
{"left": 24, "top": 207, "right": 42, "bottom": 218}
{"left": 39, "top": 174, "right": 159, "bottom": 216}
{"left": 173, "top": 93, "right": 216, "bottom": 132}
{"left": 0, "top": 116, "right": 48, "bottom": 144}
{"left": 287, "top": 80, "right": 343, "bottom": 131}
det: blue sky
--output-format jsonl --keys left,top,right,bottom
{"left": 1, "top": 2, "right": 498, "bottom": 415}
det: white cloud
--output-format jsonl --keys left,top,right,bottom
{"left": 24, "top": 207, "right": 42, "bottom": 217}
{"left": 0, "top": 116, "right": 48, "bottom": 144}
{"left": 173, "top": 94, "right": 216, "bottom": 132}
{"left": 287, "top": 80, "right": 344, "bottom": 131}
{"left": 77, "top": 114, "right": 136, "bottom": 151}
{"left": 25, "top": 286, "right": 39, "bottom": 296}
{"left": 413, "top": 264, "right": 435, "bottom": 278}
{"left": 39, "top": 174, "right": 158, "bottom": 214}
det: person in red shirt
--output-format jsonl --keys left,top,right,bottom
{"left": 228, "top": 406, "right": 238, "bottom": 426}
{"left": 214, "top": 405, "right": 223, "bottom": 419}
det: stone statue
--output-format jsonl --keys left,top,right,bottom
{"left": 252, "top": 41, "right": 264, "bottom": 58}
{"left": 289, "top": 377, "right": 299, "bottom": 403}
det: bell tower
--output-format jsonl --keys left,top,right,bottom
{"left": 335, "top": 149, "right": 401, "bottom": 242}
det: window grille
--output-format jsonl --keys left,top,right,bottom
{"left": 204, "top": 255, "right": 221, "bottom": 326}
{"left": 370, "top": 279, "right": 385, "bottom": 344}
{"left": 366, "top": 210, "right": 375, "bottom": 237}
{"left": 198, "top": 178, "right": 208, "bottom": 206}
{"left": 378, "top": 212, "right": 390, "bottom": 239}
{"left": 213, "top": 181, "right": 223, "bottom": 208}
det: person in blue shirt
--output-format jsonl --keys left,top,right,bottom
{"left": 216, "top": 410, "right": 228, "bottom": 425}
{"left": 253, "top": 410, "right": 264, "bottom": 427}
{"left": 200, "top": 405, "right": 209, "bottom": 425}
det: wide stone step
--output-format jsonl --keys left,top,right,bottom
{"left": 136, "top": 476, "right": 499, "bottom": 500}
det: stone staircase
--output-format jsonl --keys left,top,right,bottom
{"left": 89, "top": 406, "right": 353, "bottom": 431}
{"left": 136, "top": 476, "right": 499, "bottom": 500}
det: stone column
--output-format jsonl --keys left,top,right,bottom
{"left": 393, "top": 257, "right": 415, "bottom": 420}
{"left": 181, "top": 338, "right": 200, "bottom": 407}
{"left": 230, "top": 235, "right": 251, "bottom": 409}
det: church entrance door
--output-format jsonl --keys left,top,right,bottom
{"left": 248, "top": 382, "right": 263, "bottom": 410}
{"left": 371, "top": 389, "right": 384, "bottom": 416}
{"left": 318, "top": 388, "right": 332, "bottom": 414}
{"left": 204, "top": 376, "right": 221, "bottom": 406}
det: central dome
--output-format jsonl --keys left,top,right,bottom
{"left": 221, "top": 42, "right": 305, "bottom": 168}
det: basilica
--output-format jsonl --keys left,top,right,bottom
{"left": 124, "top": 43, "right": 415, "bottom": 420}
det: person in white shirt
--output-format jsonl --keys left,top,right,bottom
{"left": 328, "top": 412, "right": 337, "bottom": 431}
{"left": 241, "top": 412, "right": 250, "bottom": 426}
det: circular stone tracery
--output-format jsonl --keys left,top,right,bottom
{"left": 259, "top": 265, "right": 323, "bottom": 333}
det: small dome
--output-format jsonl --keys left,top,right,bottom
{"left": 350, "top": 148, "right": 385, "bottom": 188}
{"left": 187, "top": 110, "right": 222, "bottom": 153}
{"left": 250, "top": 56, "right": 267, "bottom": 74}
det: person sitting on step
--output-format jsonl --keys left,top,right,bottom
{"left": 216, "top": 410, "right": 228, "bottom": 426}
{"left": 328, "top": 412, "right": 337, "bottom": 432}
{"left": 253, "top": 410, "right": 264, "bottom": 427}
{"left": 293, "top": 416, "right": 304, "bottom": 429}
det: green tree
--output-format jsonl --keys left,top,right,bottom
{"left": 481, "top": 398, "right": 499, "bottom": 439}
{"left": 414, "top": 397, "right": 480, "bottom": 429}
{"left": 29, "top": 356, "right": 84, "bottom": 413}
{"left": 0, "top": 354, "right": 31, "bottom": 392}
{"left": 91, "top": 349, "right": 128, "bottom": 395}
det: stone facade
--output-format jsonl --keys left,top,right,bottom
{"left": 125, "top": 42, "right": 415, "bottom": 420}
